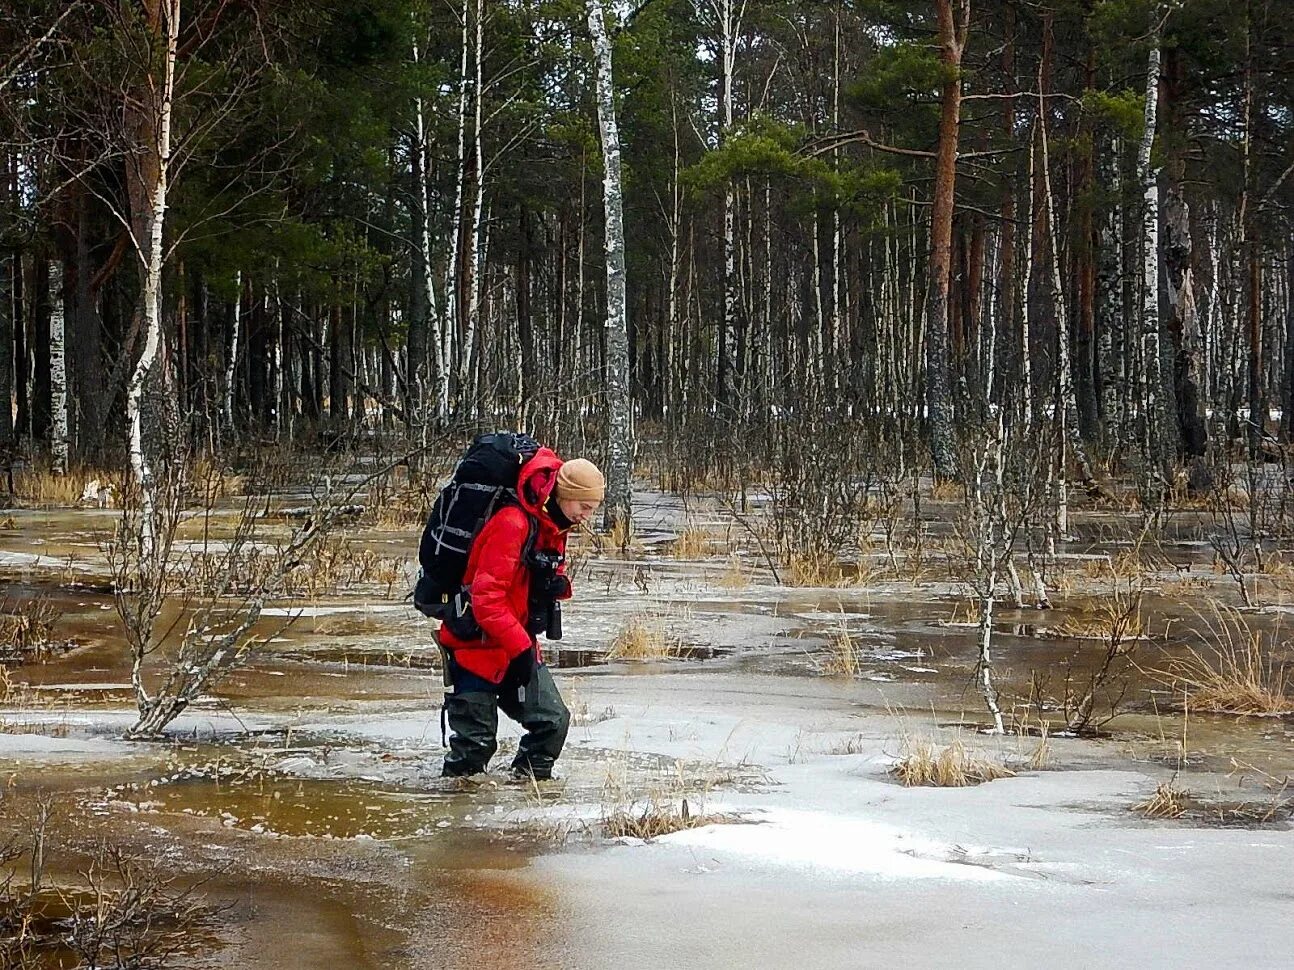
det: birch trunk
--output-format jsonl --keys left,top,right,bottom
{"left": 587, "top": 0, "right": 634, "bottom": 533}
{"left": 1039, "top": 65, "right": 1100, "bottom": 495}
{"left": 49, "top": 259, "right": 68, "bottom": 475}
{"left": 458, "top": 0, "right": 485, "bottom": 407}
{"left": 1, "top": 251, "right": 15, "bottom": 453}
{"left": 224, "top": 271, "right": 241, "bottom": 436}
{"left": 1098, "top": 139, "right": 1122, "bottom": 438}
{"left": 125, "top": 0, "right": 181, "bottom": 565}
{"left": 709, "top": 0, "right": 744, "bottom": 403}
{"left": 442, "top": 0, "right": 471, "bottom": 417}
{"left": 1137, "top": 7, "right": 1170, "bottom": 484}
{"left": 408, "top": 36, "right": 441, "bottom": 423}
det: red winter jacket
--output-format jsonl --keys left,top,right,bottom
{"left": 438, "top": 447, "right": 572, "bottom": 684}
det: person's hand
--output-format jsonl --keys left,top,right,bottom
{"left": 536, "top": 574, "right": 571, "bottom": 600}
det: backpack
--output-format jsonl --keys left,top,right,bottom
{"left": 413, "top": 431, "right": 541, "bottom": 619}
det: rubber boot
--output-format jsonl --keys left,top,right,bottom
{"left": 442, "top": 691, "right": 499, "bottom": 777}
{"left": 499, "top": 664, "right": 570, "bottom": 780}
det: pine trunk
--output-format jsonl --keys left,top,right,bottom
{"left": 925, "top": 0, "right": 969, "bottom": 479}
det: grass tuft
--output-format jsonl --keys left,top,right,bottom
{"left": 1134, "top": 780, "right": 1191, "bottom": 819}
{"left": 1157, "top": 608, "right": 1294, "bottom": 717}
{"left": 0, "top": 598, "right": 67, "bottom": 664}
{"left": 818, "top": 623, "right": 863, "bottom": 678}
{"left": 890, "top": 738, "right": 1016, "bottom": 787}
{"left": 606, "top": 614, "right": 684, "bottom": 661}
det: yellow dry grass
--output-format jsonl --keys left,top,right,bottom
{"left": 1058, "top": 597, "right": 1144, "bottom": 643}
{"left": 784, "top": 551, "right": 848, "bottom": 587}
{"left": 716, "top": 555, "right": 750, "bottom": 590}
{"left": 1134, "top": 780, "right": 1191, "bottom": 819}
{"left": 10, "top": 467, "right": 116, "bottom": 507}
{"left": 600, "top": 757, "right": 738, "bottom": 840}
{"left": 818, "top": 623, "right": 863, "bottom": 678}
{"left": 890, "top": 737, "right": 1016, "bottom": 787}
{"left": 929, "top": 480, "right": 963, "bottom": 502}
{"left": 0, "top": 668, "right": 68, "bottom": 737}
{"left": 671, "top": 526, "right": 711, "bottom": 560}
{"left": 606, "top": 614, "right": 684, "bottom": 661}
{"left": 0, "top": 598, "right": 62, "bottom": 663}
{"left": 1157, "top": 609, "right": 1294, "bottom": 717}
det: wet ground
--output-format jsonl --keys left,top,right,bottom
{"left": 3, "top": 487, "right": 1293, "bottom": 968}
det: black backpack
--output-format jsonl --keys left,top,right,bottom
{"left": 413, "top": 431, "right": 541, "bottom": 619}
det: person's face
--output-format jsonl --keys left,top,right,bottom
{"left": 558, "top": 497, "right": 601, "bottom": 525}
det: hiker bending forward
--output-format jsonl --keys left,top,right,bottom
{"left": 439, "top": 454, "right": 605, "bottom": 779}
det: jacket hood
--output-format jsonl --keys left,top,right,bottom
{"left": 516, "top": 447, "right": 562, "bottom": 517}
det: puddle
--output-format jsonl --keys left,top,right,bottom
{"left": 111, "top": 771, "right": 464, "bottom": 840}
{"left": 548, "top": 643, "right": 731, "bottom": 668}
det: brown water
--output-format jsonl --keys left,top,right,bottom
{"left": 5, "top": 500, "right": 1294, "bottom": 967}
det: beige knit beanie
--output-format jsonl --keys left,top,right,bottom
{"left": 555, "top": 458, "right": 606, "bottom": 502}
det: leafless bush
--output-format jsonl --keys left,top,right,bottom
{"left": 106, "top": 451, "right": 373, "bottom": 739}
{"left": 768, "top": 415, "right": 914, "bottom": 578}
{"left": 1058, "top": 579, "right": 1145, "bottom": 733}
{"left": 1, "top": 793, "right": 215, "bottom": 969}
{"left": 951, "top": 412, "right": 1049, "bottom": 732}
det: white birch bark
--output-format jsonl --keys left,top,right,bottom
{"left": 1020, "top": 133, "right": 1035, "bottom": 426}
{"left": 1138, "top": 8, "right": 1168, "bottom": 481}
{"left": 587, "top": 0, "right": 634, "bottom": 530}
{"left": 223, "top": 270, "right": 240, "bottom": 436}
{"left": 665, "top": 105, "right": 683, "bottom": 415}
{"left": 126, "top": 0, "right": 180, "bottom": 565}
{"left": 1098, "top": 140, "right": 1122, "bottom": 436}
{"left": 442, "top": 0, "right": 471, "bottom": 418}
{"left": 49, "top": 259, "right": 69, "bottom": 475}
{"left": 272, "top": 269, "right": 284, "bottom": 441}
{"left": 705, "top": 0, "right": 746, "bottom": 401}
{"left": 458, "top": 0, "right": 485, "bottom": 406}
{"left": 410, "top": 36, "right": 444, "bottom": 422}
{"left": 1039, "top": 72, "right": 1099, "bottom": 499}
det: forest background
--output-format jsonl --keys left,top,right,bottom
{"left": 1, "top": 0, "right": 1292, "bottom": 528}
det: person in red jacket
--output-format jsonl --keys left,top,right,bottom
{"left": 439, "top": 453, "right": 605, "bottom": 779}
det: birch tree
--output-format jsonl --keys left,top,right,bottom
{"left": 587, "top": 0, "right": 634, "bottom": 533}
{"left": 0, "top": 252, "right": 12, "bottom": 459}
{"left": 48, "top": 258, "right": 68, "bottom": 475}
{"left": 1137, "top": 4, "right": 1170, "bottom": 488}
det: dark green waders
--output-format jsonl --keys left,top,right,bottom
{"left": 440, "top": 645, "right": 571, "bottom": 780}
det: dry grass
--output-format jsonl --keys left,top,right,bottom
{"left": 943, "top": 598, "right": 984, "bottom": 627}
{"left": 1058, "top": 597, "right": 1144, "bottom": 643}
{"left": 10, "top": 467, "right": 118, "bottom": 507}
{"left": 0, "top": 668, "right": 68, "bottom": 737}
{"left": 602, "top": 796, "right": 730, "bottom": 839}
{"left": 190, "top": 455, "right": 246, "bottom": 498}
{"left": 367, "top": 488, "right": 430, "bottom": 530}
{"left": 671, "top": 526, "right": 711, "bottom": 560}
{"left": 929, "top": 480, "right": 963, "bottom": 502}
{"left": 606, "top": 613, "right": 684, "bottom": 661}
{"left": 818, "top": 622, "right": 863, "bottom": 678}
{"left": 890, "top": 737, "right": 1016, "bottom": 787}
{"left": 784, "top": 551, "right": 847, "bottom": 587}
{"left": 1157, "top": 608, "right": 1294, "bottom": 717}
{"left": 192, "top": 533, "right": 405, "bottom": 598}
{"left": 824, "top": 733, "right": 869, "bottom": 755}
{"left": 716, "top": 554, "right": 750, "bottom": 590}
{"left": 0, "top": 598, "right": 64, "bottom": 664}
{"left": 1135, "top": 780, "right": 1191, "bottom": 818}
{"left": 600, "top": 758, "right": 739, "bottom": 840}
